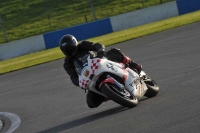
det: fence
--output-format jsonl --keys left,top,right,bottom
{"left": 0, "top": 0, "right": 174, "bottom": 44}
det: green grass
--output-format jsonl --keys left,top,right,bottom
{"left": 0, "top": 0, "right": 173, "bottom": 43}
{"left": 0, "top": 10, "right": 200, "bottom": 75}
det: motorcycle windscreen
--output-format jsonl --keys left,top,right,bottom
{"left": 74, "top": 54, "right": 90, "bottom": 75}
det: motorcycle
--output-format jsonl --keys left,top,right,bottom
{"left": 74, "top": 54, "right": 159, "bottom": 108}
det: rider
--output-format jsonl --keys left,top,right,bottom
{"left": 59, "top": 34, "right": 142, "bottom": 108}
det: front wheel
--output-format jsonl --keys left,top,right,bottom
{"left": 101, "top": 83, "right": 138, "bottom": 108}
{"left": 144, "top": 75, "right": 159, "bottom": 97}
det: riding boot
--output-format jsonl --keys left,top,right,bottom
{"left": 121, "top": 55, "right": 142, "bottom": 74}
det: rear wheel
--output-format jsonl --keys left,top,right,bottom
{"left": 101, "top": 83, "right": 138, "bottom": 108}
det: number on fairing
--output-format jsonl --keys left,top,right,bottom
{"left": 106, "top": 63, "right": 118, "bottom": 72}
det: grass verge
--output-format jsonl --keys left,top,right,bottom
{"left": 0, "top": 0, "right": 172, "bottom": 44}
{"left": 0, "top": 10, "right": 200, "bottom": 75}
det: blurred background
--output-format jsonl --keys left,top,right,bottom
{"left": 0, "top": 0, "right": 174, "bottom": 44}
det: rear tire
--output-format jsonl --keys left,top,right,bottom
{"left": 101, "top": 83, "right": 138, "bottom": 108}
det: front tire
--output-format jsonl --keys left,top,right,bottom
{"left": 101, "top": 83, "right": 138, "bottom": 108}
{"left": 144, "top": 79, "right": 159, "bottom": 98}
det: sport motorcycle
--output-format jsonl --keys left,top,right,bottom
{"left": 74, "top": 54, "right": 159, "bottom": 108}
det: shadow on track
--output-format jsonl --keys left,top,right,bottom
{"left": 38, "top": 106, "right": 129, "bottom": 133}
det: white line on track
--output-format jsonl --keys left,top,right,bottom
{"left": 0, "top": 112, "right": 21, "bottom": 133}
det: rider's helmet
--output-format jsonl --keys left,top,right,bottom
{"left": 59, "top": 34, "right": 78, "bottom": 57}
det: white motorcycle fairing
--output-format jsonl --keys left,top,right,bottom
{"left": 78, "top": 56, "right": 148, "bottom": 100}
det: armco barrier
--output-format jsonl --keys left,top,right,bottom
{"left": 43, "top": 18, "right": 113, "bottom": 49}
{"left": 110, "top": 1, "right": 179, "bottom": 32}
{"left": 176, "top": 0, "right": 200, "bottom": 15}
{"left": 0, "top": 35, "right": 45, "bottom": 60}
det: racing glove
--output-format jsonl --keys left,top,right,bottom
{"left": 135, "top": 64, "right": 142, "bottom": 74}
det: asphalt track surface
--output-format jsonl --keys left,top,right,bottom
{"left": 1, "top": 22, "right": 200, "bottom": 133}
